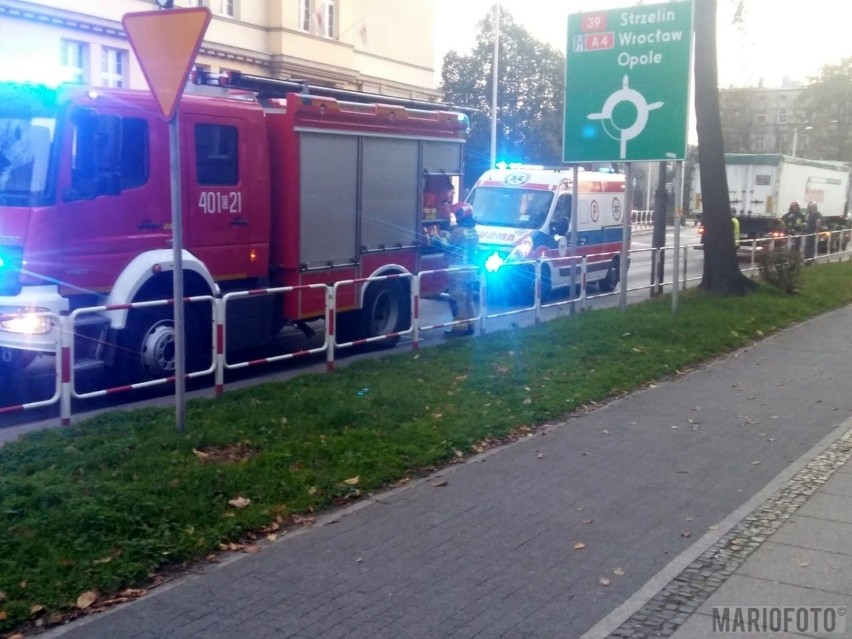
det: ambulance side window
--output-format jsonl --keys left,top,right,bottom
{"left": 551, "top": 195, "right": 571, "bottom": 235}
{"left": 195, "top": 123, "right": 238, "bottom": 186}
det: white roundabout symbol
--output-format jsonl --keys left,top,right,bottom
{"left": 587, "top": 75, "right": 663, "bottom": 159}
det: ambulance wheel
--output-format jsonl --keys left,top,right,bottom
{"left": 360, "top": 280, "right": 409, "bottom": 347}
{"left": 598, "top": 257, "right": 620, "bottom": 293}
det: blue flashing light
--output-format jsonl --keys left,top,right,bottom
{"left": 485, "top": 251, "right": 505, "bottom": 273}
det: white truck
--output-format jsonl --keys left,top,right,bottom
{"left": 691, "top": 153, "right": 851, "bottom": 249}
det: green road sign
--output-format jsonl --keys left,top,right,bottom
{"left": 563, "top": 1, "right": 693, "bottom": 163}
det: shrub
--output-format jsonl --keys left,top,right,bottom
{"left": 756, "top": 247, "right": 803, "bottom": 294}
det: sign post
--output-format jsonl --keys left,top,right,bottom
{"left": 123, "top": 7, "right": 211, "bottom": 431}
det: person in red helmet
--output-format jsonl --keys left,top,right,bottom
{"left": 433, "top": 203, "right": 480, "bottom": 337}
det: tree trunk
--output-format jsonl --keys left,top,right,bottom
{"left": 694, "top": 0, "right": 753, "bottom": 295}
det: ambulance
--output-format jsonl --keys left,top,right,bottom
{"left": 465, "top": 166, "right": 627, "bottom": 300}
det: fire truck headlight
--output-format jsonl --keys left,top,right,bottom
{"left": 0, "top": 307, "right": 53, "bottom": 335}
{"left": 485, "top": 252, "right": 505, "bottom": 273}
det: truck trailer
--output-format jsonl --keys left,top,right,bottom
{"left": 691, "top": 153, "right": 851, "bottom": 247}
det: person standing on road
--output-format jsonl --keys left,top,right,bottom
{"left": 782, "top": 201, "right": 806, "bottom": 250}
{"left": 804, "top": 201, "right": 823, "bottom": 262}
{"left": 433, "top": 204, "right": 479, "bottom": 338}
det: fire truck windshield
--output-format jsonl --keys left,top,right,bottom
{"left": 466, "top": 187, "right": 554, "bottom": 229}
{"left": 0, "top": 84, "right": 58, "bottom": 206}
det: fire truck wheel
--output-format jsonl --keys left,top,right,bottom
{"left": 361, "top": 280, "right": 409, "bottom": 347}
{"left": 115, "top": 306, "right": 203, "bottom": 383}
{"left": 598, "top": 257, "right": 620, "bottom": 293}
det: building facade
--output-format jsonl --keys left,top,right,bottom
{"left": 0, "top": 0, "right": 440, "bottom": 101}
{"left": 719, "top": 84, "right": 805, "bottom": 156}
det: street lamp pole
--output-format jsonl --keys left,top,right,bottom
{"left": 791, "top": 126, "right": 812, "bottom": 157}
{"left": 489, "top": 2, "right": 499, "bottom": 170}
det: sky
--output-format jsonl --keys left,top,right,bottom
{"left": 433, "top": 0, "right": 852, "bottom": 89}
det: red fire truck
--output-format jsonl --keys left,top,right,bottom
{"left": 0, "top": 72, "right": 468, "bottom": 402}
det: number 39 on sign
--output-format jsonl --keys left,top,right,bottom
{"left": 580, "top": 13, "right": 607, "bottom": 32}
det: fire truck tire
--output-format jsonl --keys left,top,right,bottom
{"left": 114, "top": 306, "right": 205, "bottom": 383}
{"left": 360, "top": 280, "right": 409, "bottom": 347}
{"left": 598, "top": 257, "right": 620, "bottom": 293}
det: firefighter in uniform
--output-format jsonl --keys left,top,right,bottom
{"left": 434, "top": 203, "right": 479, "bottom": 337}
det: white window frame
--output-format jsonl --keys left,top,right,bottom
{"left": 60, "top": 39, "right": 89, "bottom": 84}
{"left": 101, "top": 47, "right": 127, "bottom": 88}
{"left": 300, "top": 0, "right": 336, "bottom": 37}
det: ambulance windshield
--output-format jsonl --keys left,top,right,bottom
{"left": 0, "top": 83, "right": 58, "bottom": 206}
{"left": 466, "top": 186, "right": 553, "bottom": 229}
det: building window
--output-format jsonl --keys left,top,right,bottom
{"left": 777, "top": 107, "right": 788, "bottom": 124}
{"left": 754, "top": 136, "right": 765, "bottom": 152}
{"left": 60, "top": 40, "right": 89, "bottom": 84}
{"left": 191, "top": 0, "right": 234, "bottom": 16}
{"left": 300, "top": 0, "right": 311, "bottom": 31}
{"left": 101, "top": 48, "right": 127, "bottom": 88}
{"left": 777, "top": 135, "right": 788, "bottom": 152}
{"left": 217, "top": 0, "right": 235, "bottom": 17}
{"left": 300, "top": 0, "right": 335, "bottom": 37}
{"left": 756, "top": 113, "right": 766, "bottom": 124}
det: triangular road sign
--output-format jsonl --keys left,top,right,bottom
{"left": 123, "top": 7, "right": 211, "bottom": 121}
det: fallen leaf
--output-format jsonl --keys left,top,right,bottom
{"left": 582, "top": 519, "right": 594, "bottom": 525}
{"left": 800, "top": 561, "right": 810, "bottom": 567}
{"left": 613, "top": 567, "right": 626, "bottom": 576}
{"left": 76, "top": 590, "right": 98, "bottom": 610}
{"left": 752, "top": 460, "right": 761, "bottom": 465}
{"left": 118, "top": 589, "right": 147, "bottom": 598}
{"left": 573, "top": 542, "right": 586, "bottom": 550}
{"left": 453, "top": 449, "right": 464, "bottom": 458}
{"left": 537, "top": 452, "right": 545, "bottom": 459}
{"left": 267, "top": 533, "right": 278, "bottom": 542}
{"left": 243, "top": 545, "right": 262, "bottom": 554}
{"left": 680, "top": 531, "right": 692, "bottom": 538}
{"left": 228, "top": 496, "right": 251, "bottom": 509}
{"left": 343, "top": 476, "right": 360, "bottom": 486}
{"left": 308, "top": 486, "right": 318, "bottom": 495}
{"left": 708, "top": 524, "right": 719, "bottom": 530}
{"left": 599, "top": 577, "right": 611, "bottom": 586}
{"left": 192, "top": 448, "right": 209, "bottom": 460}
{"left": 30, "top": 604, "right": 44, "bottom": 615}
{"left": 432, "top": 479, "right": 448, "bottom": 487}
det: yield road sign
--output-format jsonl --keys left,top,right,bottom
{"left": 122, "top": 7, "right": 211, "bottom": 121}
{"left": 563, "top": 1, "right": 693, "bottom": 163}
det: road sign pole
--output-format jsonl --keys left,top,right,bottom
{"left": 620, "top": 163, "right": 632, "bottom": 311}
{"left": 123, "top": 7, "right": 211, "bottom": 432}
{"left": 169, "top": 115, "right": 186, "bottom": 432}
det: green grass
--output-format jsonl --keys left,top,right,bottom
{"left": 2, "top": 262, "right": 852, "bottom": 633}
